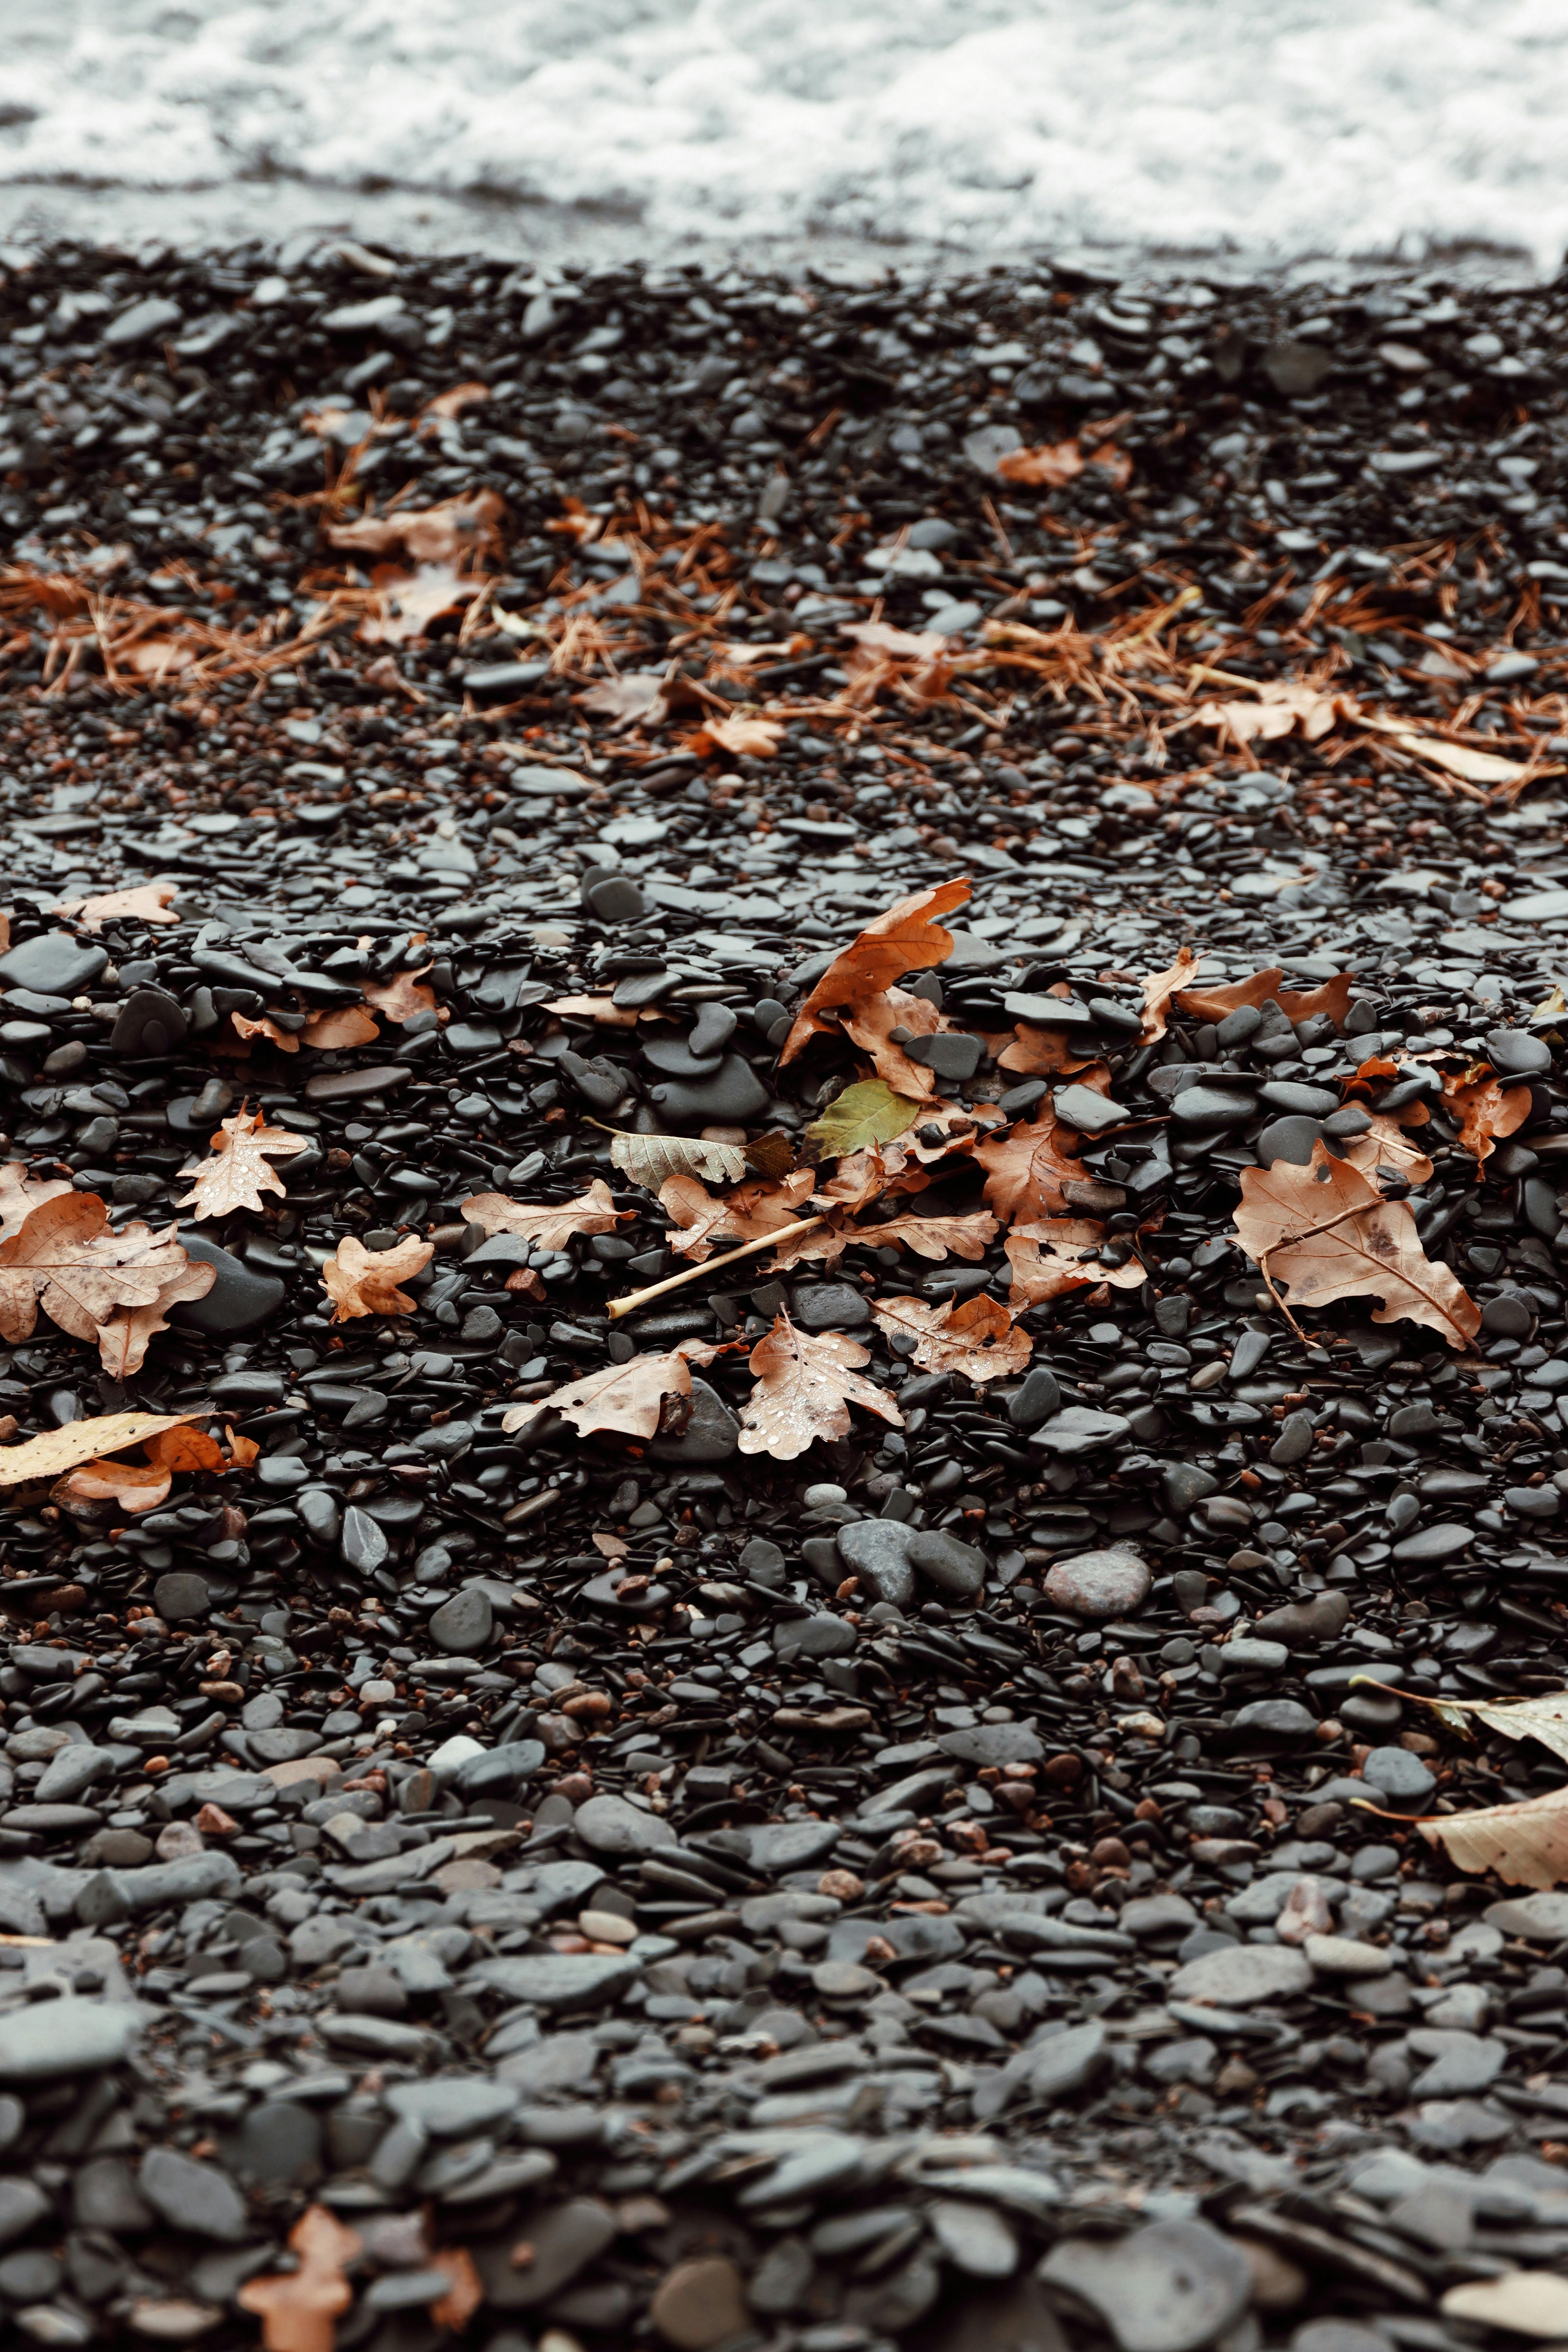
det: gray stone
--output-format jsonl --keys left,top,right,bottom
{"left": 1485, "top": 1893, "right": 1568, "bottom": 1939}
{"left": 1164, "top": 1465, "right": 1219, "bottom": 1513}
{"left": 1043, "top": 1547, "right": 1150, "bottom": 1618}
{"left": 836, "top": 1519, "right": 915, "bottom": 1608}
{"left": 1053, "top": 1083, "right": 1130, "bottom": 1132}
{"left": 648, "top": 1056, "right": 770, "bottom": 1125}
{"left": 455, "top": 1740, "right": 546, "bottom": 1796}
{"left": 1257, "top": 1116, "right": 1326, "bottom": 1168}
{"left": 1170, "top": 1086, "right": 1256, "bottom": 1130}
{"left": 1120, "top": 1893, "right": 1199, "bottom": 1940}
{"left": 929, "top": 2198, "right": 1018, "bottom": 2279}
{"left": 152, "top": 1572, "right": 210, "bottom": 1621}
{"left": 0, "top": 933, "right": 107, "bottom": 996}
{"left": 386, "top": 2078, "right": 519, "bottom": 2137}
{"left": 0, "top": 2177, "right": 50, "bottom": 2247}
{"left": 909, "top": 1530, "right": 986, "bottom": 1595}
{"left": 472, "top": 2197, "right": 619, "bottom": 2309}
{"left": 1007, "top": 1367, "right": 1061, "bottom": 1428}
{"left": 77, "top": 1848, "right": 242, "bottom": 1925}
{"left": 1041, "top": 2220, "right": 1252, "bottom": 2352}
{"left": 1487, "top": 1026, "right": 1550, "bottom": 1076}
{"left": 229, "top": 2101, "right": 323, "bottom": 2185}
{"left": 1302, "top": 1935, "right": 1392, "bottom": 1977}
{"left": 0, "top": 1996, "right": 141, "bottom": 2079}
{"left": 1270, "top": 1410, "right": 1316, "bottom": 1466}
{"left": 1031, "top": 1405, "right": 1131, "bottom": 1456}
{"left": 139, "top": 2147, "right": 249, "bottom": 2240}
{"left": 430, "top": 1586, "right": 493, "bottom": 1654}
{"left": 1231, "top": 1700, "right": 1318, "bottom": 1743}
{"left": 586, "top": 874, "right": 647, "bottom": 922}
{"left": 1362, "top": 1746, "right": 1435, "bottom": 1804}
{"left": 170, "top": 1234, "right": 285, "bottom": 1335}
{"left": 1392, "top": 1523, "right": 1472, "bottom": 1564}
{"left": 1168, "top": 1943, "right": 1314, "bottom": 2006}
{"left": 1258, "top": 1082, "right": 1339, "bottom": 1115}
{"left": 906, "top": 1032, "right": 985, "bottom": 1082}
{"left": 791, "top": 1282, "right": 871, "bottom": 1331}
{"left": 1028, "top": 2020, "right": 1109, "bottom": 2101}
{"left": 104, "top": 296, "right": 183, "bottom": 347}
{"left": 72, "top": 2155, "right": 152, "bottom": 2231}
{"left": 340, "top": 1505, "right": 389, "bottom": 1574}
{"left": 938, "top": 1724, "right": 1043, "bottom": 1767}
{"left": 573, "top": 1794, "right": 676, "bottom": 1857}
{"left": 1406, "top": 2029, "right": 1506, "bottom": 2098}
{"left": 34, "top": 1745, "right": 115, "bottom": 1806}
{"left": 745, "top": 1819, "right": 842, "bottom": 1872}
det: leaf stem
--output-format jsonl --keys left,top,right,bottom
{"left": 607, "top": 1216, "right": 828, "bottom": 1323}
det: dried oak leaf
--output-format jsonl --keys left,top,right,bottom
{"left": 0, "top": 1161, "right": 73, "bottom": 1244}
{"left": 1233, "top": 1141, "right": 1479, "bottom": 1350}
{"left": 428, "top": 2248, "right": 484, "bottom": 2334}
{"left": 996, "top": 1025, "right": 1099, "bottom": 1078}
{"left": 52, "top": 1420, "right": 227, "bottom": 1516}
{"left": 1005, "top": 1218, "right": 1147, "bottom": 1306}
{"left": 1445, "top": 1072, "right": 1530, "bottom": 1173}
{"left": 178, "top": 1107, "right": 311, "bottom": 1220}
{"left": 696, "top": 713, "right": 785, "bottom": 760}
{"left": 737, "top": 1310, "right": 904, "bottom": 1462}
{"left": 417, "top": 382, "right": 491, "bottom": 433}
{"left": 231, "top": 1010, "right": 298, "bottom": 1054}
{"left": 0, "top": 1194, "right": 217, "bottom": 1376}
{"left": 1337, "top": 1114, "right": 1434, "bottom": 1186}
{"left": 1192, "top": 679, "right": 1343, "bottom": 747}
{"left": 0, "top": 1409, "right": 205, "bottom": 1491}
{"left": 362, "top": 964, "right": 436, "bottom": 1024}
{"left": 359, "top": 561, "right": 485, "bottom": 647}
{"left": 777, "top": 1205, "right": 995, "bottom": 1274}
{"left": 301, "top": 1006, "right": 380, "bottom": 1050}
{"left": 995, "top": 439, "right": 1086, "bottom": 488}
{"left": 504, "top": 1341, "right": 721, "bottom": 1441}
{"left": 605, "top": 1130, "right": 748, "bottom": 1191}
{"left": 1175, "top": 963, "right": 1357, "bottom": 1030}
{"left": 841, "top": 983, "right": 949, "bottom": 1099}
{"left": 326, "top": 488, "right": 505, "bottom": 568}
{"left": 55, "top": 881, "right": 180, "bottom": 933}
{"left": 239, "top": 2203, "right": 361, "bottom": 2352}
{"left": 321, "top": 1235, "right": 435, "bottom": 1323}
{"left": 975, "top": 1102, "right": 1084, "bottom": 1223}
{"left": 872, "top": 1292, "right": 1032, "bottom": 1383}
{"left": 579, "top": 672, "right": 668, "bottom": 728}
{"left": 1413, "top": 1782, "right": 1568, "bottom": 1890}
{"left": 1139, "top": 945, "right": 1200, "bottom": 1043}
{"left": 780, "top": 881, "right": 972, "bottom": 1068}
{"left": 461, "top": 1179, "right": 631, "bottom": 1253}
{"left": 659, "top": 1169, "right": 815, "bottom": 1261}
{"left": 839, "top": 622, "right": 956, "bottom": 713}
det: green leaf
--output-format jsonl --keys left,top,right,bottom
{"left": 805, "top": 1080, "right": 924, "bottom": 1160}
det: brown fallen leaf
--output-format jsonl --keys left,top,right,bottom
{"left": 737, "top": 1310, "right": 904, "bottom": 1462}
{"left": 428, "top": 2247, "right": 484, "bottom": 2334}
{"left": 780, "top": 880, "right": 972, "bottom": 1068}
{"left": 55, "top": 881, "right": 181, "bottom": 933}
{"left": 0, "top": 1162, "right": 73, "bottom": 1244}
{"left": 842, "top": 982, "right": 948, "bottom": 1099}
{"left": 1337, "top": 1114, "right": 1435, "bottom": 1187}
{"left": 1350, "top": 1677, "right": 1568, "bottom": 1768}
{"left": 326, "top": 488, "right": 505, "bottom": 568}
{"left": 1445, "top": 1071, "right": 1531, "bottom": 1173}
{"left": 503, "top": 1340, "right": 721, "bottom": 1441}
{"left": 995, "top": 439, "right": 1086, "bottom": 488}
{"left": 694, "top": 713, "right": 785, "bottom": 760}
{"left": 659, "top": 1169, "right": 816, "bottom": 1261}
{"left": 996, "top": 1024, "right": 1100, "bottom": 1078}
{"left": 52, "top": 1420, "right": 228, "bottom": 1516}
{"left": 417, "top": 382, "right": 491, "bottom": 434}
{"left": 359, "top": 561, "right": 485, "bottom": 646}
{"left": 840, "top": 621, "right": 958, "bottom": 714}
{"left": 0, "top": 1409, "right": 205, "bottom": 1490}
{"left": 1192, "top": 678, "right": 1343, "bottom": 748}
{"left": 975, "top": 1102, "right": 1084, "bottom": 1223}
{"left": 1233, "top": 1141, "right": 1479, "bottom": 1350}
{"left": 766, "top": 1206, "right": 997, "bottom": 1275}
{"left": 1139, "top": 945, "right": 1200, "bottom": 1043}
{"left": 231, "top": 1010, "right": 299, "bottom": 1054}
{"left": 1175, "top": 964, "right": 1358, "bottom": 1029}
{"left": 1413, "top": 1781, "right": 1568, "bottom": 1890}
{"left": 362, "top": 964, "right": 436, "bottom": 1024}
{"left": 872, "top": 1292, "right": 1032, "bottom": 1383}
{"left": 1005, "top": 1218, "right": 1149, "bottom": 1306}
{"left": 0, "top": 1193, "right": 217, "bottom": 1376}
{"left": 461, "top": 1179, "right": 631, "bottom": 1252}
{"left": 602, "top": 1129, "right": 748, "bottom": 1190}
{"left": 239, "top": 2203, "right": 361, "bottom": 2352}
{"left": 579, "top": 671, "right": 669, "bottom": 728}
{"left": 321, "top": 1234, "right": 435, "bottom": 1323}
{"left": 301, "top": 1006, "right": 380, "bottom": 1050}
{"left": 178, "top": 1106, "right": 311, "bottom": 1220}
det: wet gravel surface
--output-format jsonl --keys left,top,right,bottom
{"left": 3, "top": 241, "right": 1568, "bottom": 2352}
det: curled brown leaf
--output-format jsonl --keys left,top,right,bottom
{"left": 737, "top": 1310, "right": 904, "bottom": 1462}
{"left": 321, "top": 1234, "right": 435, "bottom": 1322}
{"left": 871, "top": 1292, "right": 1032, "bottom": 1383}
{"left": 461, "top": 1179, "right": 631, "bottom": 1253}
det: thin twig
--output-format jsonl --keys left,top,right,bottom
{"left": 607, "top": 1217, "right": 828, "bottom": 1322}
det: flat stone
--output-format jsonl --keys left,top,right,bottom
{"left": 836, "top": 1519, "right": 916, "bottom": 1608}
{"left": 152, "top": 1571, "right": 210, "bottom": 1621}
{"left": 745, "top": 1819, "right": 842, "bottom": 1872}
{"left": 1303, "top": 1934, "right": 1393, "bottom": 1977}
{"left": 1487, "top": 1027, "right": 1551, "bottom": 1076}
{"left": 0, "top": 933, "right": 107, "bottom": 996}
{"left": 1170, "top": 1085, "right": 1256, "bottom": 1130}
{"left": 0, "top": 2178, "right": 51, "bottom": 2247}
{"left": 385, "top": 2078, "right": 519, "bottom": 2137}
{"left": 1007, "top": 1366, "right": 1062, "bottom": 1428}
{"left": 648, "top": 1055, "right": 770, "bottom": 1125}
{"left": 647, "top": 1379, "right": 740, "bottom": 1463}
{"left": 1362, "top": 1746, "right": 1435, "bottom": 1804}
{"left": 651, "top": 2255, "right": 751, "bottom": 2349}
{"left": 1054, "top": 1083, "right": 1130, "bottom": 1132}
{"left": 938, "top": 1724, "right": 1044, "bottom": 1767}
{"left": 1231, "top": 1700, "right": 1319, "bottom": 1743}
{"left": 1258, "top": 1081, "right": 1339, "bottom": 1115}
{"left": 455, "top": 1740, "right": 546, "bottom": 1795}
{"left": 791, "top": 1282, "right": 871, "bottom": 1331}
{"left": 929, "top": 2198, "right": 1019, "bottom": 2279}
{"left": 1043, "top": 1547, "right": 1150, "bottom": 1618}
{"left": 1257, "top": 1116, "right": 1326, "bottom": 1168}
{"left": 1486, "top": 1893, "right": 1568, "bottom": 1939}
{"left": 34, "top": 1744, "right": 116, "bottom": 1806}
{"left": 170, "top": 1234, "right": 285, "bottom": 1335}
{"left": 139, "top": 2148, "right": 248, "bottom": 2240}
{"left": 105, "top": 295, "right": 183, "bottom": 346}
{"left": 1443, "top": 2275, "right": 1568, "bottom": 2337}
{"left": 573, "top": 1794, "right": 677, "bottom": 1857}
{"left": 1168, "top": 1943, "right": 1314, "bottom": 2007}
{"left": 1031, "top": 1405, "right": 1132, "bottom": 1456}
{"left": 1407, "top": 2030, "right": 1506, "bottom": 2098}
{"left": 1392, "top": 1524, "right": 1472, "bottom": 1564}
{"left": 1028, "top": 2020, "right": 1109, "bottom": 2100}
{"left": 430, "top": 1587, "right": 493, "bottom": 1653}
{"left": 1041, "top": 2220, "right": 1252, "bottom": 2352}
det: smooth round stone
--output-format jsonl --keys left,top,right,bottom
{"left": 0, "top": 932, "right": 107, "bottom": 995}
{"left": 650, "top": 2256, "right": 750, "bottom": 2352}
{"left": 229, "top": 2100, "right": 324, "bottom": 2185}
{"left": 1168, "top": 1942, "right": 1314, "bottom": 2006}
{"left": 1231, "top": 1699, "right": 1318, "bottom": 1743}
{"left": 938, "top": 1722, "right": 1043, "bottom": 1766}
{"left": 586, "top": 875, "right": 648, "bottom": 923}
{"left": 1303, "top": 1934, "right": 1393, "bottom": 1977}
{"left": 1007, "top": 1366, "right": 1061, "bottom": 1428}
{"left": 908, "top": 1529, "right": 986, "bottom": 1596}
{"left": 386, "top": 2078, "right": 519, "bottom": 2137}
{"left": 929, "top": 2198, "right": 1019, "bottom": 2280}
{"left": 1481, "top": 1292, "right": 1534, "bottom": 1337}
{"left": 641, "top": 1036, "right": 722, "bottom": 1077}
{"left": 1257, "top": 1080, "right": 1340, "bottom": 1116}
{"left": 791, "top": 1282, "right": 871, "bottom": 1331}
{"left": 688, "top": 1003, "right": 738, "bottom": 1058}
{"left": 170, "top": 1234, "right": 285, "bottom": 1336}
{"left": 1031, "top": 1404, "right": 1131, "bottom": 1456}
{"left": 1257, "top": 1114, "right": 1325, "bottom": 1167}
{"left": 573, "top": 1793, "right": 677, "bottom": 1857}
{"left": 152, "top": 1571, "right": 210, "bottom": 1621}
{"left": 836, "top": 1520, "right": 916, "bottom": 1608}
{"left": 139, "top": 2148, "right": 248, "bottom": 2241}
{"left": 430, "top": 1586, "right": 494, "bottom": 1654}
{"left": 1043, "top": 1547, "right": 1151, "bottom": 1619}
{"left": 647, "top": 1056, "right": 770, "bottom": 1124}
{"left": 1170, "top": 1085, "right": 1256, "bottom": 1129}
{"left": 744, "top": 1819, "right": 841, "bottom": 1872}
{"left": 1362, "top": 1746, "right": 1436, "bottom": 1804}
{"left": 1487, "top": 1026, "right": 1550, "bottom": 1075}
{"left": 1392, "top": 1523, "right": 1472, "bottom": 1564}
{"left": 1042, "top": 2221, "right": 1252, "bottom": 2352}
{"left": 905, "top": 1030, "right": 984, "bottom": 1081}
{"left": 1293, "top": 2326, "right": 1391, "bottom": 2352}
{"left": 1270, "top": 1410, "right": 1315, "bottom": 1466}
{"left": 811, "top": 1959, "right": 881, "bottom": 2000}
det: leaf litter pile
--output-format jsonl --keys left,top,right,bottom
{"left": 6, "top": 247, "right": 1568, "bottom": 2352}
